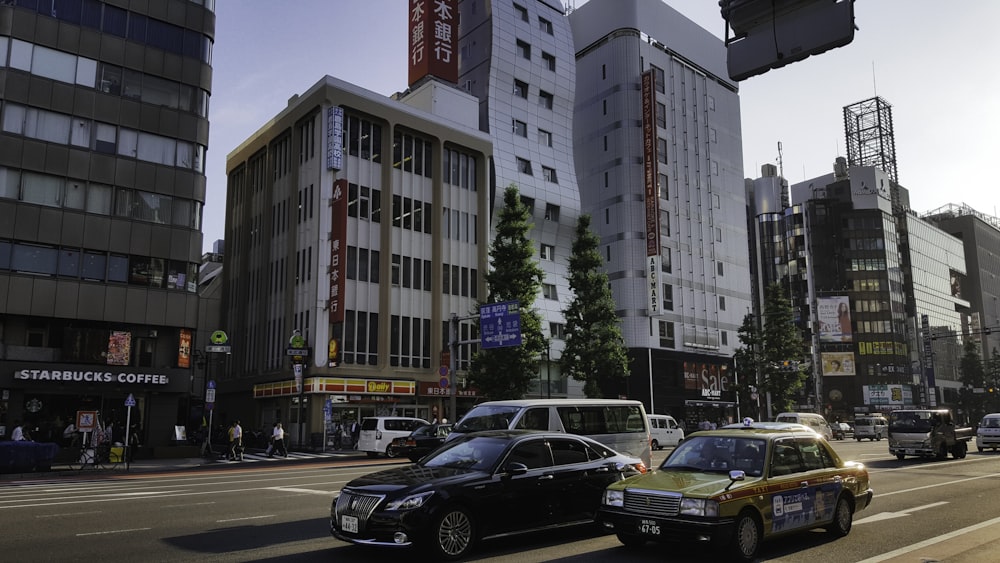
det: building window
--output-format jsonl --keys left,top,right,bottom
{"left": 542, "top": 166, "right": 558, "bottom": 183}
{"left": 516, "top": 157, "right": 533, "bottom": 175}
{"left": 540, "top": 244, "right": 555, "bottom": 261}
{"left": 602, "top": 64, "right": 606, "bottom": 79}
{"left": 603, "top": 99, "right": 607, "bottom": 115}
{"left": 717, "top": 261, "right": 724, "bottom": 276}
{"left": 716, "top": 227, "right": 722, "bottom": 242}
{"left": 520, "top": 196, "right": 535, "bottom": 215}
{"left": 538, "top": 17, "right": 553, "bottom": 34}
{"left": 539, "top": 90, "right": 553, "bottom": 109}
{"left": 657, "top": 138, "right": 668, "bottom": 164}
{"left": 538, "top": 128, "right": 552, "bottom": 146}
{"left": 658, "top": 173, "right": 668, "bottom": 200}
{"left": 541, "top": 51, "right": 555, "bottom": 71}
{"left": 721, "top": 331, "right": 728, "bottom": 346}
{"left": 516, "top": 39, "right": 531, "bottom": 60}
{"left": 549, "top": 322, "right": 565, "bottom": 339}
{"left": 658, "top": 320, "right": 674, "bottom": 348}
{"left": 513, "top": 119, "right": 527, "bottom": 137}
{"left": 650, "top": 64, "right": 665, "bottom": 93}
{"left": 514, "top": 3, "right": 528, "bottom": 22}
{"left": 719, "top": 296, "right": 726, "bottom": 311}
{"left": 663, "top": 284, "right": 673, "bottom": 311}
{"left": 542, "top": 283, "right": 558, "bottom": 300}
{"left": 544, "top": 203, "right": 560, "bottom": 221}
{"left": 514, "top": 79, "right": 528, "bottom": 98}
{"left": 711, "top": 160, "right": 719, "bottom": 175}
{"left": 656, "top": 102, "right": 666, "bottom": 129}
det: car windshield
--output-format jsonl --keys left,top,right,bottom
{"left": 662, "top": 436, "right": 767, "bottom": 476}
{"left": 982, "top": 417, "right": 1000, "bottom": 429}
{"left": 889, "top": 412, "right": 934, "bottom": 433}
{"left": 453, "top": 405, "right": 522, "bottom": 433}
{"left": 420, "top": 435, "right": 508, "bottom": 471}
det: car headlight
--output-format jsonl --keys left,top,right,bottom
{"left": 385, "top": 491, "right": 435, "bottom": 511}
{"left": 603, "top": 489, "right": 625, "bottom": 507}
{"left": 679, "top": 498, "right": 719, "bottom": 517}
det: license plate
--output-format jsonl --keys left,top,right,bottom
{"left": 905, "top": 449, "right": 916, "bottom": 455}
{"left": 341, "top": 515, "right": 359, "bottom": 534}
{"left": 638, "top": 518, "right": 661, "bottom": 536}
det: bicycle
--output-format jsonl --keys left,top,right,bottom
{"left": 64, "top": 443, "right": 126, "bottom": 471}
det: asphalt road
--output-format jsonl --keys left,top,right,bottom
{"left": 0, "top": 440, "right": 997, "bottom": 562}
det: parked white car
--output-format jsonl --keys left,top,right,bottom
{"left": 647, "top": 414, "right": 684, "bottom": 449}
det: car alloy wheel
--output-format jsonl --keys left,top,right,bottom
{"left": 728, "top": 510, "right": 761, "bottom": 561}
{"left": 826, "top": 495, "right": 853, "bottom": 537}
{"left": 432, "top": 506, "right": 474, "bottom": 560}
{"left": 385, "top": 445, "right": 397, "bottom": 458}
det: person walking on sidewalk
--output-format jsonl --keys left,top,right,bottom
{"left": 269, "top": 422, "right": 287, "bottom": 458}
{"left": 228, "top": 420, "right": 243, "bottom": 461}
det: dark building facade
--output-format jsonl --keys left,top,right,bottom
{"left": 0, "top": 0, "right": 214, "bottom": 449}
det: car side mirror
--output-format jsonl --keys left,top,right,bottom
{"left": 501, "top": 462, "right": 529, "bottom": 477}
{"left": 725, "top": 469, "right": 746, "bottom": 490}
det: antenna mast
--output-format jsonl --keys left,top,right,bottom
{"left": 777, "top": 141, "right": 784, "bottom": 179}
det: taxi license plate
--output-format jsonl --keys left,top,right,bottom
{"left": 638, "top": 518, "right": 661, "bottom": 536}
{"left": 341, "top": 515, "right": 359, "bottom": 534}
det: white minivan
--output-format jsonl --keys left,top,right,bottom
{"left": 449, "top": 399, "right": 652, "bottom": 467}
{"left": 976, "top": 413, "right": 1000, "bottom": 452}
{"left": 647, "top": 414, "right": 684, "bottom": 450}
{"left": 775, "top": 412, "right": 832, "bottom": 440}
{"left": 854, "top": 414, "right": 888, "bottom": 441}
{"left": 358, "top": 416, "right": 428, "bottom": 458}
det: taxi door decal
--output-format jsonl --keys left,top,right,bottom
{"left": 771, "top": 480, "right": 842, "bottom": 532}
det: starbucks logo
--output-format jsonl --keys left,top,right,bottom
{"left": 26, "top": 398, "right": 43, "bottom": 413}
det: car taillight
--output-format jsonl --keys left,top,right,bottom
{"left": 405, "top": 439, "right": 416, "bottom": 446}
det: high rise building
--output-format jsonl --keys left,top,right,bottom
{"left": 0, "top": 1, "right": 214, "bottom": 447}
{"left": 456, "top": 0, "right": 582, "bottom": 397}
{"left": 569, "top": 0, "right": 751, "bottom": 422}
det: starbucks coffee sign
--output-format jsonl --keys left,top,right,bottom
{"left": 15, "top": 369, "right": 170, "bottom": 385}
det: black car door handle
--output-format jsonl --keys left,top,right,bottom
{"left": 539, "top": 474, "right": 554, "bottom": 480}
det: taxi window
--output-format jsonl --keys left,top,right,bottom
{"left": 797, "top": 438, "right": 829, "bottom": 470}
{"left": 770, "top": 442, "right": 804, "bottom": 476}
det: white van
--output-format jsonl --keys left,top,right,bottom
{"left": 775, "top": 412, "right": 832, "bottom": 440}
{"left": 358, "top": 416, "right": 428, "bottom": 458}
{"left": 449, "top": 399, "right": 652, "bottom": 467}
{"left": 976, "top": 413, "right": 1000, "bottom": 452}
{"left": 854, "top": 414, "right": 888, "bottom": 441}
{"left": 648, "top": 414, "right": 684, "bottom": 450}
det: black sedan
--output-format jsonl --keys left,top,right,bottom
{"left": 387, "top": 423, "right": 453, "bottom": 461}
{"left": 330, "top": 430, "right": 646, "bottom": 560}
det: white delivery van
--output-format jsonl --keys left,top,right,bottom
{"left": 774, "top": 412, "right": 832, "bottom": 440}
{"left": 854, "top": 414, "right": 888, "bottom": 441}
{"left": 647, "top": 414, "right": 684, "bottom": 450}
{"left": 976, "top": 413, "right": 1000, "bottom": 452}
{"left": 358, "top": 416, "right": 428, "bottom": 458}
{"left": 449, "top": 399, "right": 652, "bottom": 467}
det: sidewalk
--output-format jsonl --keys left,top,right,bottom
{"left": 0, "top": 446, "right": 379, "bottom": 481}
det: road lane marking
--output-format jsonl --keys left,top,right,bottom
{"left": 856, "top": 514, "right": 1000, "bottom": 563}
{"left": 36, "top": 510, "right": 103, "bottom": 518}
{"left": 161, "top": 501, "right": 216, "bottom": 508}
{"left": 854, "top": 501, "right": 949, "bottom": 524}
{"left": 269, "top": 487, "right": 336, "bottom": 496}
{"left": 874, "top": 473, "right": 1000, "bottom": 498}
{"left": 216, "top": 515, "right": 275, "bottom": 523}
{"left": 76, "top": 527, "right": 151, "bottom": 536}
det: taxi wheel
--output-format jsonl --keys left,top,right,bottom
{"left": 429, "top": 505, "right": 475, "bottom": 561}
{"left": 616, "top": 532, "right": 646, "bottom": 548}
{"left": 725, "top": 509, "right": 761, "bottom": 562}
{"left": 826, "top": 495, "right": 853, "bottom": 537}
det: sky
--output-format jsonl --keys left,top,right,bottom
{"left": 203, "top": 0, "right": 1000, "bottom": 252}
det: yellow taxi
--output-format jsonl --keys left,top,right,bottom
{"left": 596, "top": 419, "right": 873, "bottom": 561}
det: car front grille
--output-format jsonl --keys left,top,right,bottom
{"left": 335, "top": 490, "right": 384, "bottom": 527}
{"left": 623, "top": 488, "right": 682, "bottom": 517}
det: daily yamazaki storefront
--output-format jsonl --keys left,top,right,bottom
{"left": 252, "top": 377, "right": 430, "bottom": 448}
{"left": 0, "top": 363, "right": 191, "bottom": 448}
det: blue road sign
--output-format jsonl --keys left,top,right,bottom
{"left": 124, "top": 393, "right": 136, "bottom": 407}
{"left": 480, "top": 300, "right": 522, "bottom": 349}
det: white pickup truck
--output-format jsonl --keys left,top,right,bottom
{"left": 887, "top": 409, "right": 972, "bottom": 461}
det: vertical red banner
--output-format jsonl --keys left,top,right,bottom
{"left": 641, "top": 69, "right": 661, "bottom": 257}
{"left": 178, "top": 328, "right": 191, "bottom": 368}
{"left": 408, "top": 0, "right": 459, "bottom": 86}
{"left": 329, "top": 179, "right": 348, "bottom": 325}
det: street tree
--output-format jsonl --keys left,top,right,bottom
{"left": 959, "top": 338, "right": 987, "bottom": 421}
{"left": 467, "top": 185, "right": 547, "bottom": 400}
{"left": 733, "top": 312, "right": 763, "bottom": 420}
{"left": 560, "top": 214, "right": 629, "bottom": 397}
{"left": 735, "top": 283, "right": 808, "bottom": 417}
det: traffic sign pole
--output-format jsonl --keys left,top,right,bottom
{"left": 124, "top": 394, "right": 134, "bottom": 471}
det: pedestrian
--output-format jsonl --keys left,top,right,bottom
{"left": 228, "top": 420, "right": 243, "bottom": 461}
{"left": 332, "top": 422, "right": 343, "bottom": 450}
{"left": 63, "top": 421, "right": 79, "bottom": 446}
{"left": 270, "top": 422, "right": 287, "bottom": 457}
{"left": 350, "top": 419, "right": 361, "bottom": 450}
{"left": 11, "top": 420, "right": 28, "bottom": 441}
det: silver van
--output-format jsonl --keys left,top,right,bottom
{"left": 854, "top": 414, "right": 888, "bottom": 441}
{"left": 449, "top": 399, "right": 652, "bottom": 467}
{"left": 775, "top": 412, "right": 832, "bottom": 440}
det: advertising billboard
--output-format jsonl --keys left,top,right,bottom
{"left": 818, "top": 296, "right": 852, "bottom": 343}
{"left": 407, "top": 0, "right": 458, "bottom": 86}
{"left": 821, "top": 351, "right": 855, "bottom": 376}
